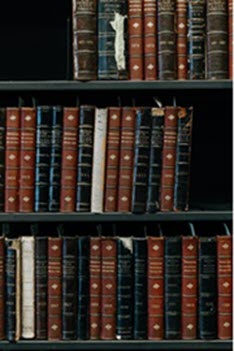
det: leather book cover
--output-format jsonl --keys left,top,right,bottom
{"left": 182, "top": 236, "right": 198, "bottom": 340}
{"left": 101, "top": 238, "right": 117, "bottom": 340}
{"left": 207, "top": 0, "right": 228, "bottom": 79}
{"left": 143, "top": 0, "right": 157, "bottom": 80}
{"left": 0, "top": 237, "right": 5, "bottom": 340}
{"left": 132, "top": 107, "right": 151, "bottom": 213}
{"left": 98, "top": 0, "right": 128, "bottom": 80}
{"left": 146, "top": 108, "right": 164, "bottom": 213}
{"left": 176, "top": 0, "right": 187, "bottom": 79}
{"left": 173, "top": 107, "right": 193, "bottom": 211}
{"left": 19, "top": 108, "right": 36, "bottom": 212}
{"left": 90, "top": 237, "right": 101, "bottom": 339}
{"left": 76, "top": 106, "right": 95, "bottom": 212}
{"left": 104, "top": 107, "right": 121, "bottom": 212}
{"left": 0, "top": 109, "right": 5, "bottom": 212}
{"left": 157, "top": 0, "right": 177, "bottom": 80}
{"left": 72, "top": 0, "right": 97, "bottom": 80}
{"left": 62, "top": 237, "right": 78, "bottom": 340}
{"left": 160, "top": 107, "right": 178, "bottom": 211}
{"left": 187, "top": 0, "right": 206, "bottom": 79}
{"left": 228, "top": 0, "right": 233, "bottom": 79}
{"left": 165, "top": 236, "right": 181, "bottom": 339}
{"left": 147, "top": 236, "right": 164, "bottom": 340}
{"left": 48, "top": 237, "right": 62, "bottom": 340}
{"left": 129, "top": 0, "right": 143, "bottom": 80}
{"left": 117, "top": 107, "right": 136, "bottom": 212}
{"left": 116, "top": 238, "right": 133, "bottom": 340}
{"left": 217, "top": 235, "right": 232, "bottom": 339}
{"left": 133, "top": 237, "right": 147, "bottom": 340}
{"left": 60, "top": 107, "right": 79, "bottom": 212}
{"left": 5, "top": 107, "right": 20, "bottom": 212}
{"left": 198, "top": 237, "right": 217, "bottom": 340}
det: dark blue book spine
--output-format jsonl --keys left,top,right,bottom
{"left": 0, "top": 108, "right": 5, "bottom": 212}
{"left": 5, "top": 240, "right": 16, "bottom": 341}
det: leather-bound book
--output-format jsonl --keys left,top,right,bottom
{"left": 5, "top": 108, "right": 20, "bottom": 212}
{"left": 173, "top": 107, "right": 193, "bottom": 211}
{"left": 207, "top": 0, "right": 228, "bottom": 79}
{"left": 165, "top": 236, "right": 181, "bottom": 339}
{"left": 104, "top": 107, "right": 121, "bottom": 212}
{"left": 0, "top": 109, "right": 5, "bottom": 212}
{"left": 129, "top": 0, "right": 143, "bottom": 80}
{"left": 60, "top": 107, "right": 79, "bottom": 212}
{"left": 49, "top": 106, "right": 63, "bottom": 212}
{"left": 90, "top": 237, "right": 101, "bottom": 339}
{"left": 143, "top": 0, "right": 157, "bottom": 80}
{"left": 217, "top": 235, "right": 232, "bottom": 339}
{"left": 228, "top": 0, "right": 233, "bottom": 79}
{"left": 62, "top": 237, "right": 78, "bottom": 340}
{"left": 147, "top": 237, "right": 164, "bottom": 340}
{"left": 0, "top": 237, "right": 5, "bottom": 340}
{"left": 48, "top": 237, "right": 62, "bottom": 340}
{"left": 182, "top": 236, "right": 198, "bottom": 339}
{"left": 146, "top": 108, "right": 165, "bottom": 213}
{"left": 157, "top": 0, "right": 176, "bottom": 80}
{"left": 187, "top": 0, "right": 206, "bottom": 79}
{"left": 101, "top": 238, "right": 117, "bottom": 340}
{"left": 176, "top": 0, "right": 187, "bottom": 79}
{"left": 76, "top": 106, "right": 95, "bottom": 212}
{"left": 98, "top": 0, "right": 128, "bottom": 80}
{"left": 72, "top": 0, "right": 97, "bottom": 80}
{"left": 198, "top": 237, "right": 217, "bottom": 340}
{"left": 117, "top": 107, "right": 136, "bottom": 212}
{"left": 133, "top": 237, "right": 147, "bottom": 339}
{"left": 19, "top": 108, "right": 36, "bottom": 212}
{"left": 160, "top": 107, "right": 178, "bottom": 211}
{"left": 116, "top": 238, "right": 133, "bottom": 340}
{"left": 132, "top": 107, "right": 151, "bottom": 213}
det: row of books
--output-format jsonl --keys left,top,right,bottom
{"left": 72, "top": 0, "right": 233, "bottom": 81}
{"left": 0, "top": 233, "right": 232, "bottom": 341}
{"left": 1, "top": 105, "right": 193, "bottom": 213}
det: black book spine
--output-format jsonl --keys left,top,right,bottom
{"left": 0, "top": 108, "right": 5, "bottom": 212}
{"left": 5, "top": 241, "right": 16, "bottom": 341}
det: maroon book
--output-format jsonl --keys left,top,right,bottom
{"left": 90, "top": 237, "right": 101, "bottom": 339}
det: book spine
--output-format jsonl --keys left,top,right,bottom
{"left": 90, "top": 237, "right": 101, "bottom": 339}
{"left": 5, "top": 108, "right": 20, "bottom": 212}
{"left": 176, "top": 0, "right": 188, "bottom": 79}
{"left": 91, "top": 108, "right": 108, "bottom": 213}
{"left": 146, "top": 108, "right": 165, "bottom": 213}
{"left": 173, "top": 107, "right": 193, "bottom": 211}
{"left": 143, "top": 0, "right": 157, "bottom": 80}
{"left": 129, "top": 0, "right": 143, "bottom": 80}
{"left": 117, "top": 107, "right": 136, "bottom": 212}
{"left": 132, "top": 107, "right": 151, "bottom": 213}
{"left": 104, "top": 107, "right": 121, "bottom": 212}
{"left": 0, "top": 109, "right": 5, "bottom": 212}
{"left": 60, "top": 108, "right": 79, "bottom": 212}
{"left": 165, "top": 236, "right": 181, "bottom": 339}
{"left": 72, "top": 0, "right": 97, "bottom": 80}
{"left": 228, "top": 0, "right": 233, "bottom": 79}
{"left": 147, "top": 237, "right": 164, "bottom": 340}
{"left": 0, "top": 238, "right": 5, "bottom": 340}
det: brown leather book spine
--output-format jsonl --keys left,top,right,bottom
{"left": 143, "top": 0, "right": 157, "bottom": 80}
{"left": 176, "top": 0, "right": 187, "bottom": 79}
{"left": 5, "top": 108, "right": 20, "bottom": 212}
{"left": 104, "top": 108, "right": 121, "bottom": 212}
{"left": 147, "top": 237, "right": 164, "bottom": 340}
{"left": 60, "top": 108, "right": 79, "bottom": 212}
{"left": 90, "top": 237, "right": 101, "bottom": 339}
{"left": 117, "top": 108, "right": 136, "bottom": 212}
{"left": 48, "top": 238, "right": 62, "bottom": 340}
{"left": 228, "top": 0, "right": 233, "bottom": 79}
{"left": 0, "top": 237, "right": 4, "bottom": 340}
{"left": 160, "top": 107, "right": 178, "bottom": 211}
{"left": 182, "top": 236, "right": 198, "bottom": 339}
{"left": 129, "top": 0, "right": 144, "bottom": 80}
{"left": 217, "top": 236, "right": 232, "bottom": 340}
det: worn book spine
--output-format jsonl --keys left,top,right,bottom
{"left": 104, "top": 107, "right": 121, "bottom": 212}
{"left": 228, "top": 0, "right": 233, "bottom": 78}
{"left": 72, "top": 0, "right": 97, "bottom": 80}
{"left": 0, "top": 238, "right": 5, "bottom": 340}
{"left": 173, "top": 107, "right": 193, "bottom": 211}
{"left": 182, "top": 236, "right": 198, "bottom": 339}
{"left": 198, "top": 237, "right": 217, "bottom": 340}
{"left": 0, "top": 109, "right": 5, "bottom": 212}
{"left": 129, "top": 0, "right": 143, "bottom": 80}
{"left": 90, "top": 237, "right": 101, "bottom": 339}
{"left": 176, "top": 0, "right": 187, "bottom": 79}
{"left": 19, "top": 108, "right": 36, "bottom": 212}
{"left": 98, "top": 0, "right": 128, "bottom": 79}
{"left": 143, "top": 0, "right": 157, "bottom": 80}
{"left": 217, "top": 236, "right": 232, "bottom": 340}
{"left": 117, "top": 107, "right": 136, "bottom": 212}
{"left": 147, "top": 237, "right": 164, "bottom": 340}
{"left": 165, "top": 236, "right": 181, "bottom": 339}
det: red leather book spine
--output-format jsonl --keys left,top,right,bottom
{"left": 60, "top": 108, "right": 79, "bottom": 212}
{"left": 0, "top": 237, "right": 5, "bottom": 339}
{"left": 117, "top": 108, "right": 136, "bottom": 212}
{"left": 90, "top": 237, "right": 101, "bottom": 339}
{"left": 143, "top": 0, "right": 157, "bottom": 80}
{"left": 228, "top": 0, "right": 233, "bottom": 79}
{"left": 147, "top": 237, "right": 164, "bottom": 340}
{"left": 182, "top": 236, "right": 198, "bottom": 339}
{"left": 129, "top": 0, "right": 144, "bottom": 80}
{"left": 101, "top": 238, "right": 116, "bottom": 340}
{"left": 217, "top": 236, "right": 232, "bottom": 339}
{"left": 104, "top": 108, "right": 121, "bottom": 212}
{"left": 48, "top": 238, "right": 62, "bottom": 340}
{"left": 5, "top": 108, "right": 20, "bottom": 212}
{"left": 176, "top": 0, "right": 187, "bottom": 79}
